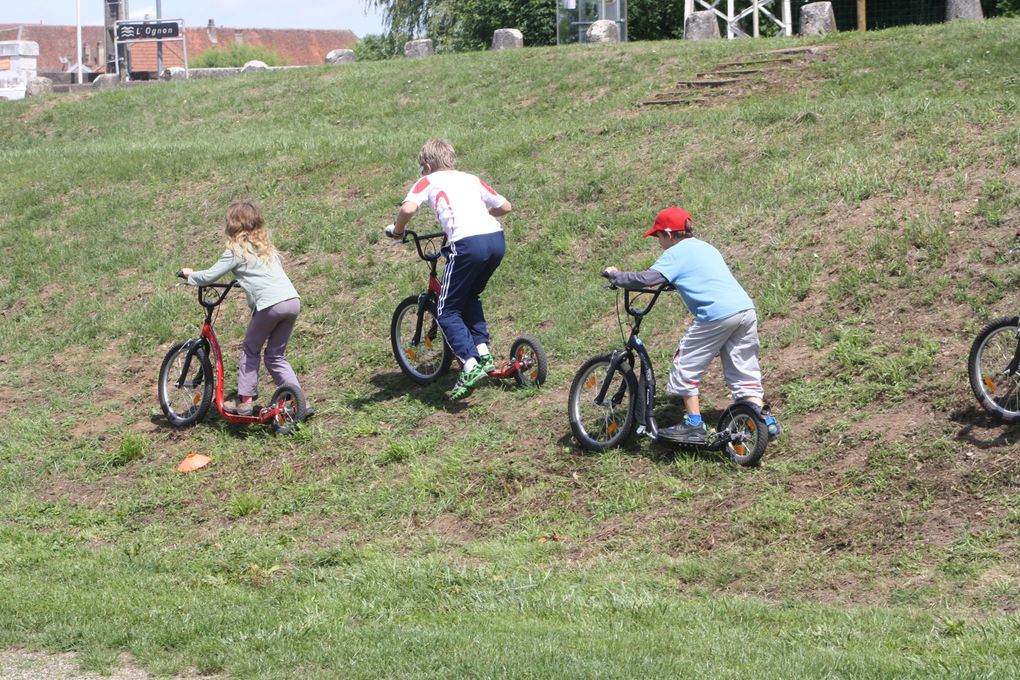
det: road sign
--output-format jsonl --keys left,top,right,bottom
{"left": 115, "top": 20, "right": 181, "bottom": 41}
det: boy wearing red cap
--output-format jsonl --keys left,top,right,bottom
{"left": 603, "top": 206, "right": 780, "bottom": 439}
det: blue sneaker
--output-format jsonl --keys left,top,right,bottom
{"left": 761, "top": 406, "right": 782, "bottom": 441}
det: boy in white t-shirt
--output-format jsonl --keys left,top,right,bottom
{"left": 386, "top": 140, "right": 513, "bottom": 399}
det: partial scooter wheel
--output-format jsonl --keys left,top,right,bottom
{"left": 716, "top": 402, "right": 768, "bottom": 467}
{"left": 158, "top": 339, "right": 213, "bottom": 427}
{"left": 270, "top": 383, "right": 307, "bottom": 435}
{"left": 969, "top": 316, "right": 1020, "bottom": 422}
{"left": 509, "top": 334, "right": 548, "bottom": 387}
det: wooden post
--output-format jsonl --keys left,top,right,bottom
{"left": 727, "top": 0, "right": 735, "bottom": 38}
{"left": 752, "top": 0, "right": 760, "bottom": 38}
{"left": 684, "top": 0, "right": 694, "bottom": 21}
{"left": 782, "top": 0, "right": 792, "bottom": 36}
{"left": 857, "top": 0, "right": 866, "bottom": 31}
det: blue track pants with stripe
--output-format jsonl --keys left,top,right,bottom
{"left": 438, "top": 231, "right": 505, "bottom": 363}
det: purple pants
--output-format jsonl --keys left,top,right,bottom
{"left": 238, "top": 297, "right": 301, "bottom": 398}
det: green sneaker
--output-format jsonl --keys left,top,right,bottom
{"left": 478, "top": 353, "right": 497, "bottom": 374}
{"left": 449, "top": 364, "right": 488, "bottom": 400}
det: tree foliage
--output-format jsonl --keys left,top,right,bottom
{"left": 997, "top": 0, "right": 1020, "bottom": 17}
{"left": 362, "top": 0, "right": 1018, "bottom": 53}
{"left": 442, "top": 0, "right": 556, "bottom": 50}
{"left": 364, "top": 0, "right": 555, "bottom": 50}
{"left": 627, "top": 0, "right": 686, "bottom": 40}
{"left": 353, "top": 32, "right": 408, "bottom": 61}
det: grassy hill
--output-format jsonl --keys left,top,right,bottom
{"left": 1, "top": 18, "right": 1020, "bottom": 678}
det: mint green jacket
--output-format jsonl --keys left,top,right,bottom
{"left": 188, "top": 250, "right": 299, "bottom": 312}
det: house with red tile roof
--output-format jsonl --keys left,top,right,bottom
{"left": 0, "top": 21, "right": 358, "bottom": 77}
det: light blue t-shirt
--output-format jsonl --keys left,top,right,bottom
{"left": 650, "top": 238, "right": 754, "bottom": 321}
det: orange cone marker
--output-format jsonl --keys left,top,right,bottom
{"left": 177, "top": 453, "right": 211, "bottom": 472}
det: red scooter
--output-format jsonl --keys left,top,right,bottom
{"left": 157, "top": 273, "right": 307, "bottom": 434}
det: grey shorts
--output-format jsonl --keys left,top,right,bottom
{"left": 665, "top": 308, "right": 764, "bottom": 400}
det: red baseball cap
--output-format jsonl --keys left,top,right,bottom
{"left": 642, "top": 206, "right": 692, "bottom": 237}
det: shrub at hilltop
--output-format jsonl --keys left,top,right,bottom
{"left": 192, "top": 43, "right": 287, "bottom": 68}
{"left": 353, "top": 32, "right": 408, "bottom": 61}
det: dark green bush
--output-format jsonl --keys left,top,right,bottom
{"left": 353, "top": 33, "right": 407, "bottom": 61}
{"left": 192, "top": 43, "right": 287, "bottom": 68}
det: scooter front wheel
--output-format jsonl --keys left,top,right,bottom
{"left": 270, "top": 383, "right": 307, "bottom": 435}
{"left": 968, "top": 316, "right": 1020, "bottom": 422}
{"left": 716, "top": 402, "right": 767, "bottom": 467}
{"left": 158, "top": 340, "right": 213, "bottom": 427}
{"left": 568, "top": 353, "right": 637, "bottom": 452}
{"left": 390, "top": 295, "right": 453, "bottom": 384}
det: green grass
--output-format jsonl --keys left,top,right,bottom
{"left": 2, "top": 18, "right": 1020, "bottom": 678}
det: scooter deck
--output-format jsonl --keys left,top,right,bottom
{"left": 656, "top": 429, "right": 711, "bottom": 445}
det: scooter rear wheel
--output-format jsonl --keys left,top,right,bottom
{"left": 716, "top": 402, "right": 767, "bottom": 467}
{"left": 270, "top": 383, "right": 307, "bottom": 435}
{"left": 509, "top": 335, "right": 548, "bottom": 387}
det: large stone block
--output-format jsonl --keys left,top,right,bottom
{"left": 92, "top": 73, "right": 120, "bottom": 89}
{"left": 162, "top": 67, "right": 187, "bottom": 80}
{"left": 491, "top": 28, "right": 523, "bottom": 50}
{"left": 586, "top": 20, "right": 620, "bottom": 43}
{"left": 946, "top": 0, "right": 984, "bottom": 20}
{"left": 25, "top": 76, "right": 52, "bottom": 96}
{"left": 684, "top": 10, "right": 721, "bottom": 40}
{"left": 799, "top": 2, "right": 837, "bottom": 36}
{"left": 240, "top": 60, "right": 268, "bottom": 73}
{"left": 404, "top": 39, "right": 434, "bottom": 58}
{"left": 325, "top": 49, "right": 355, "bottom": 64}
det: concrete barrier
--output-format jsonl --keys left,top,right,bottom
{"left": 162, "top": 65, "right": 299, "bottom": 81}
{"left": 240, "top": 60, "right": 267, "bottom": 73}
{"left": 799, "top": 2, "right": 837, "bottom": 36}
{"left": 586, "top": 20, "right": 620, "bottom": 43}
{"left": 684, "top": 11, "right": 721, "bottom": 40}
{"left": 92, "top": 73, "right": 120, "bottom": 89}
{"left": 491, "top": 28, "right": 523, "bottom": 50}
{"left": 26, "top": 76, "right": 53, "bottom": 96}
{"left": 404, "top": 39, "right": 434, "bottom": 58}
{"left": 946, "top": 0, "right": 984, "bottom": 20}
{"left": 325, "top": 49, "right": 355, "bottom": 63}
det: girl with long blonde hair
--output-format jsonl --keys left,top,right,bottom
{"left": 181, "top": 200, "right": 303, "bottom": 415}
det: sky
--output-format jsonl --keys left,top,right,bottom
{"left": 2, "top": 0, "right": 387, "bottom": 39}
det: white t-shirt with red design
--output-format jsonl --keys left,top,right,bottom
{"left": 403, "top": 170, "right": 507, "bottom": 243}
